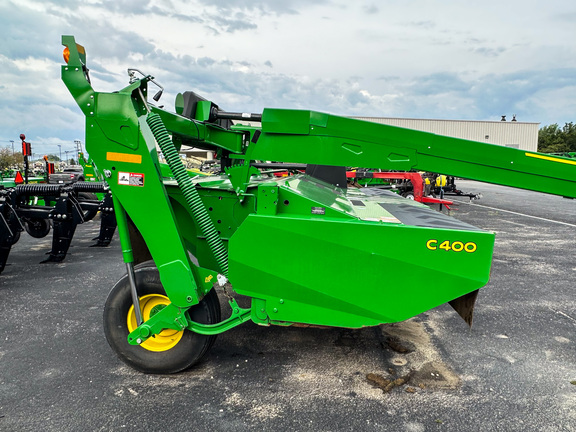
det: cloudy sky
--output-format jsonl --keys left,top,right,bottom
{"left": 1, "top": 0, "right": 575, "bottom": 158}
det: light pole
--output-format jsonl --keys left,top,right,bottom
{"left": 58, "top": 144, "right": 62, "bottom": 162}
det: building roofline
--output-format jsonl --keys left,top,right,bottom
{"left": 353, "top": 116, "right": 540, "bottom": 125}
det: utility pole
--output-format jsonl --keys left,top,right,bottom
{"left": 10, "top": 140, "right": 14, "bottom": 155}
{"left": 58, "top": 144, "right": 62, "bottom": 162}
{"left": 74, "top": 139, "right": 82, "bottom": 154}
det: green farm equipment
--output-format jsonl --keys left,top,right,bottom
{"left": 0, "top": 176, "right": 16, "bottom": 188}
{"left": 78, "top": 152, "right": 102, "bottom": 182}
{"left": 62, "top": 36, "right": 576, "bottom": 374}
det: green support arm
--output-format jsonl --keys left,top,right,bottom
{"left": 151, "top": 107, "right": 245, "bottom": 154}
{"left": 62, "top": 36, "right": 204, "bottom": 308}
{"left": 249, "top": 109, "right": 576, "bottom": 199}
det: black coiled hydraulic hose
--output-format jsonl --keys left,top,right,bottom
{"left": 146, "top": 112, "right": 229, "bottom": 277}
{"left": 15, "top": 184, "right": 63, "bottom": 198}
{"left": 72, "top": 182, "right": 108, "bottom": 193}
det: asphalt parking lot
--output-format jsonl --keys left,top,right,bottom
{"left": 1, "top": 180, "right": 575, "bottom": 432}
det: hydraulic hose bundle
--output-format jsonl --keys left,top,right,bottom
{"left": 146, "top": 112, "right": 229, "bottom": 277}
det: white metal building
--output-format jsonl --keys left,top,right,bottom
{"left": 354, "top": 117, "right": 539, "bottom": 152}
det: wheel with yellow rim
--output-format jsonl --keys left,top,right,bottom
{"left": 103, "top": 260, "right": 221, "bottom": 374}
{"left": 126, "top": 293, "right": 184, "bottom": 352}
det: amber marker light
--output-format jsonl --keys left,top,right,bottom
{"left": 63, "top": 46, "right": 70, "bottom": 63}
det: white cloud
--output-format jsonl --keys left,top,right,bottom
{"left": 0, "top": 0, "right": 575, "bottom": 152}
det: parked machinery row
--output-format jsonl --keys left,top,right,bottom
{"left": 0, "top": 180, "right": 116, "bottom": 274}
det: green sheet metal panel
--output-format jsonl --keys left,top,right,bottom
{"left": 228, "top": 191, "right": 494, "bottom": 328}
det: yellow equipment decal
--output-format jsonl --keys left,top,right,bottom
{"left": 106, "top": 152, "right": 142, "bottom": 164}
{"left": 525, "top": 153, "right": 576, "bottom": 166}
{"left": 427, "top": 239, "right": 477, "bottom": 253}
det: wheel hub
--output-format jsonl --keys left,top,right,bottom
{"left": 127, "top": 294, "right": 183, "bottom": 352}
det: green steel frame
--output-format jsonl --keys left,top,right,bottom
{"left": 61, "top": 36, "right": 576, "bottom": 371}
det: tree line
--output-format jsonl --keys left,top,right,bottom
{"left": 0, "top": 147, "right": 23, "bottom": 172}
{"left": 537, "top": 122, "right": 576, "bottom": 154}
{"left": 0, "top": 148, "right": 68, "bottom": 174}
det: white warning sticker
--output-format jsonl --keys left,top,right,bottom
{"left": 118, "top": 171, "right": 144, "bottom": 187}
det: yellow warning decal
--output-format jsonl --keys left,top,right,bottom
{"left": 106, "top": 152, "right": 142, "bottom": 164}
{"left": 525, "top": 153, "right": 576, "bottom": 166}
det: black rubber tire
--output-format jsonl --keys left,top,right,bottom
{"left": 9, "top": 229, "right": 21, "bottom": 245}
{"left": 103, "top": 260, "right": 221, "bottom": 374}
{"left": 77, "top": 192, "right": 99, "bottom": 222}
{"left": 24, "top": 218, "right": 51, "bottom": 238}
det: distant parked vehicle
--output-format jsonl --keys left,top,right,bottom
{"left": 48, "top": 165, "right": 85, "bottom": 184}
